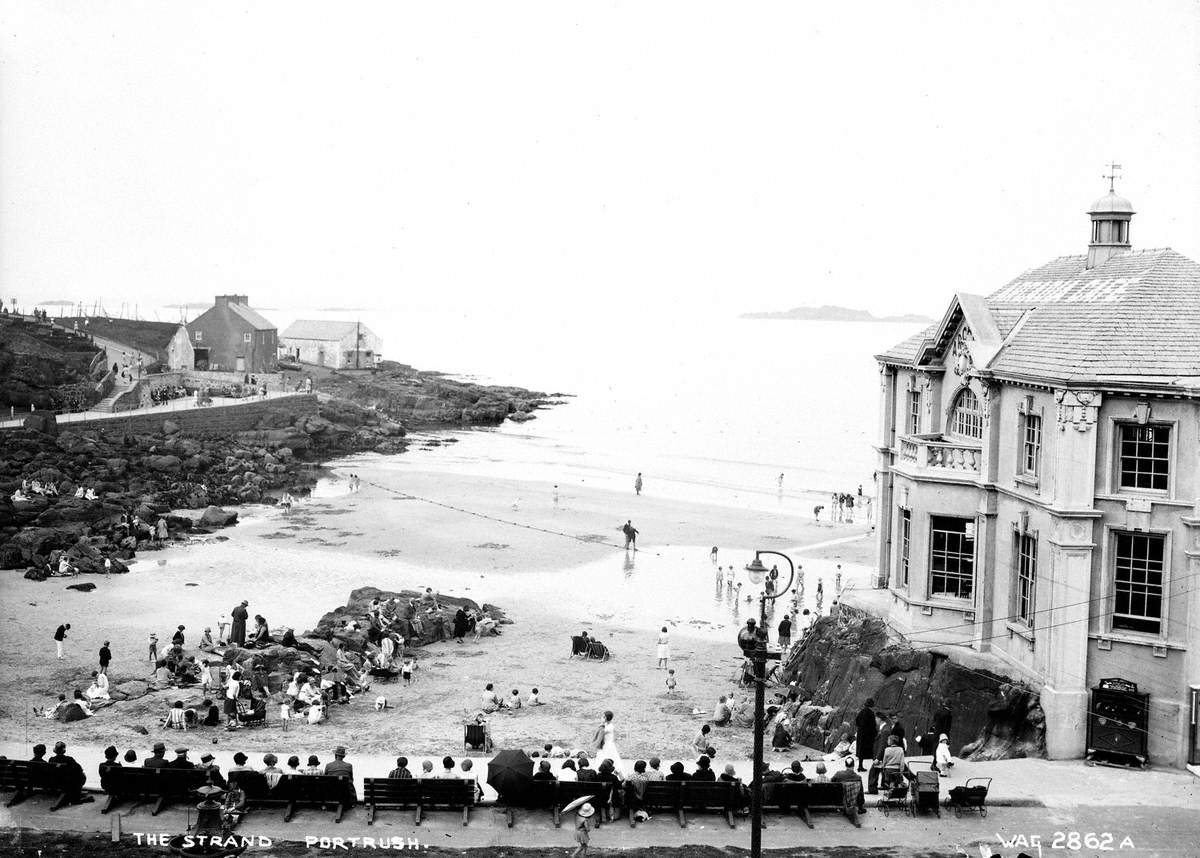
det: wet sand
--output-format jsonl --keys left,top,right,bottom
{"left": 0, "top": 464, "right": 873, "bottom": 763}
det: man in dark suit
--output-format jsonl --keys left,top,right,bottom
{"left": 853, "top": 698, "right": 877, "bottom": 772}
{"left": 143, "top": 742, "right": 169, "bottom": 769}
{"left": 323, "top": 745, "right": 357, "bottom": 802}
{"left": 49, "top": 741, "right": 90, "bottom": 804}
{"left": 168, "top": 747, "right": 196, "bottom": 769}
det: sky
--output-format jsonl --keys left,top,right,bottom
{"left": 1, "top": 1, "right": 1198, "bottom": 321}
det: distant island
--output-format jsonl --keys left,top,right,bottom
{"left": 741, "top": 304, "right": 934, "bottom": 323}
{"left": 316, "top": 306, "right": 369, "bottom": 312}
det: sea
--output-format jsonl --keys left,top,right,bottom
{"left": 258, "top": 305, "right": 925, "bottom": 511}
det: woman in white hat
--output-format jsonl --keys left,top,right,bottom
{"left": 571, "top": 802, "right": 594, "bottom": 857}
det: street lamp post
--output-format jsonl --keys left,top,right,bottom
{"left": 742, "top": 549, "right": 795, "bottom": 858}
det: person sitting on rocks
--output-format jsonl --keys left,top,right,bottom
{"left": 84, "top": 671, "right": 110, "bottom": 702}
{"left": 503, "top": 689, "right": 522, "bottom": 711}
{"left": 247, "top": 615, "right": 271, "bottom": 648}
{"left": 198, "top": 627, "right": 215, "bottom": 652}
{"left": 163, "top": 700, "right": 189, "bottom": 730}
{"left": 474, "top": 612, "right": 499, "bottom": 640}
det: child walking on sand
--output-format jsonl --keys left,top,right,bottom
{"left": 401, "top": 658, "right": 415, "bottom": 686}
{"left": 147, "top": 633, "right": 158, "bottom": 663}
{"left": 666, "top": 668, "right": 677, "bottom": 695}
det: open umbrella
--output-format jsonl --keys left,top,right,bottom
{"left": 486, "top": 749, "right": 534, "bottom": 802}
{"left": 561, "top": 794, "right": 596, "bottom": 815}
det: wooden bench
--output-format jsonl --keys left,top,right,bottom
{"left": 772, "top": 780, "right": 863, "bottom": 828}
{"left": 227, "top": 769, "right": 291, "bottom": 817}
{"left": 100, "top": 767, "right": 208, "bottom": 815}
{"left": 0, "top": 760, "right": 72, "bottom": 810}
{"left": 362, "top": 777, "right": 474, "bottom": 826}
{"left": 637, "top": 780, "right": 738, "bottom": 828}
{"left": 276, "top": 774, "right": 353, "bottom": 823}
{"left": 499, "top": 779, "right": 611, "bottom": 828}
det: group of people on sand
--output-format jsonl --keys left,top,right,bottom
{"left": 479, "top": 681, "right": 545, "bottom": 714}
{"left": 814, "top": 484, "right": 871, "bottom": 524}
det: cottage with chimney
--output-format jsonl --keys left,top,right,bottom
{"left": 188, "top": 295, "right": 278, "bottom": 373}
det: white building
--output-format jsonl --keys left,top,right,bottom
{"left": 279, "top": 320, "right": 382, "bottom": 369}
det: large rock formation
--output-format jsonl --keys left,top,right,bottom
{"left": 308, "top": 586, "right": 510, "bottom": 651}
{"left": 779, "top": 607, "right": 1045, "bottom": 760}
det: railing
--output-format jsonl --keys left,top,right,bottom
{"left": 925, "top": 439, "right": 981, "bottom": 472}
{"left": 896, "top": 434, "right": 982, "bottom": 476}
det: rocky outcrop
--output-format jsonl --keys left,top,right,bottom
{"left": 778, "top": 607, "right": 1045, "bottom": 760}
{"left": 308, "top": 586, "right": 510, "bottom": 651}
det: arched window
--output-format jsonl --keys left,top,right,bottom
{"left": 951, "top": 388, "right": 982, "bottom": 439}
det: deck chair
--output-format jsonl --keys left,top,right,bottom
{"left": 570, "top": 636, "right": 588, "bottom": 657}
{"left": 587, "top": 640, "right": 610, "bottom": 661}
{"left": 464, "top": 724, "right": 489, "bottom": 752}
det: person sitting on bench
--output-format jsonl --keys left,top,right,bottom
{"left": 692, "top": 755, "right": 716, "bottom": 781}
{"left": 830, "top": 757, "right": 866, "bottom": 813}
{"left": 533, "top": 760, "right": 557, "bottom": 781}
{"left": 48, "top": 741, "right": 92, "bottom": 805}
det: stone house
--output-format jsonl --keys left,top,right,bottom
{"left": 188, "top": 295, "right": 277, "bottom": 374}
{"left": 873, "top": 188, "right": 1200, "bottom": 768}
{"left": 279, "top": 320, "right": 382, "bottom": 369}
{"left": 62, "top": 317, "right": 193, "bottom": 373}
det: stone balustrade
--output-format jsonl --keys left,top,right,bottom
{"left": 895, "top": 434, "right": 982, "bottom": 477}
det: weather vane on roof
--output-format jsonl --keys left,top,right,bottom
{"left": 1103, "top": 161, "right": 1122, "bottom": 192}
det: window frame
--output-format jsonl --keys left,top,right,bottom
{"left": 243, "top": 332, "right": 253, "bottom": 344}
{"left": 898, "top": 508, "right": 912, "bottom": 587}
{"left": 906, "top": 389, "right": 921, "bottom": 436}
{"left": 193, "top": 330, "right": 203, "bottom": 343}
{"left": 927, "top": 514, "right": 975, "bottom": 601}
{"left": 1109, "top": 529, "right": 1167, "bottom": 637}
{"left": 1020, "top": 411, "right": 1042, "bottom": 478}
{"left": 1012, "top": 530, "right": 1037, "bottom": 629}
{"left": 949, "top": 387, "right": 983, "bottom": 441}
{"left": 1113, "top": 421, "right": 1173, "bottom": 496}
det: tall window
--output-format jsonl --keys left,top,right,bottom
{"left": 929, "top": 515, "right": 974, "bottom": 599}
{"left": 1118, "top": 424, "right": 1170, "bottom": 491}
{"left": 1112, "top": 532, "right": 1165, "bottom": 635}
{"left": 899, "top": 509, "right": 912, "bottom": 586}
{"left": 1014, "top": 531, "right": 1037, "bottom": 627}
{"left": 1021, "top": 413, "right": 1042, "bottom": 476}
{"left": 907, "top": 390, "right": 921, "bottom": 435}
{"left": 951, "top": 388, "right": 982, "bottom": 440}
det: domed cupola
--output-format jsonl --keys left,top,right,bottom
{"left": 1087, "top": 169, "right": 1134, "bottom": 269}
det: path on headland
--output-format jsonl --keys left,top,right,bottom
{"left": 0, "top": 390, "right": 306, "bottom": 430}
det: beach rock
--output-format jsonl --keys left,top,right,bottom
{"left": 0, "top": 543, "right": 25, "bottom": 569}
{"left": 306, "top": 586, "right": 509, "bottom": 651}
{"left": 24, "top": 566, "right": 49, "bottom": 581}
{"left": 129, "top": 724, "right": 150, "bottom": 735}
{"left": 66, "top": 582, "right": 97, "bottom": 592}
{"left": 162, "top": 419, "right": 181, "bottom": 435}
{"left": 198, "top": 506, "right": 238, "bottom": 527}
{"left": 112, "top": 681, "right": 150, "bottom": 701}
{"left": 779, "top": 606, "right": 1046, "bottom": 761}
{"left": 147, "top": 455, "right": 182, "bottom": 473}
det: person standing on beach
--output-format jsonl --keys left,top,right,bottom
{"left": 54, "top": 622, "right": 70, "bottom": 660}
{"left": 571, "top": 802, "right": 595, "bottom": 858}
{"left": 620, "top": 520, "right": 638, "bottom": 551}
{"left": 656, "top": 626, "right": 670, "bottom": 669}
{"left": 98, "top": 640, "right": 111, "bottom": 676}
{"left": 778, "top": 473, "right": 784, "bottom": 488}
{"left": 230, "top": 601, "right": 249, "bottom": 646}
{"left": 634, "top": 473, "right": 643, "bottom": 495}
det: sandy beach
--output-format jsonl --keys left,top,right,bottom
{"left": 0, "top": 460, "right": 873, "bottom": 765}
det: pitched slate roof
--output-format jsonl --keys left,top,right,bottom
{"left": 878, "top": 248, "right": 1200, "bottom": 392}
{"left": 227, "top": 303, "right": 276, "bottom": 331}
{"left": 281, "top": 320, "right": 363, "bottom": 341}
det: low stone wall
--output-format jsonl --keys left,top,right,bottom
{"left": 62, "top": 394, "right": 319, "bottom": 437}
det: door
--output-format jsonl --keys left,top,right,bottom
{"left": 236, "top": 356, "right": 246, "bottom": 372}
{"left": 317, "top": 348, "right": 326, "bottom": 367}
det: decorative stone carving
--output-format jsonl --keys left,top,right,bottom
{"left": 980, "top": 383, "right": 993, "bottom": 430}
{"left": 952, "top": 326, "right": 975, "bottom": 377}
{"left": 1054, "top": 389, "right": 1102, "bottom": 432}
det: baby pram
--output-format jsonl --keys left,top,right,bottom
{"left": 877, "top": 769, "right": 909, "bottom": 816}
{"left": 909, "top": 769, "right": 940, "bottom": 816}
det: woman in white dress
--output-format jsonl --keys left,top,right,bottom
{"left": 656, "top": 627, "right": 670, "bottom": 669}
{"left": 595, "top": 710, "right": 623, "bottom": 774}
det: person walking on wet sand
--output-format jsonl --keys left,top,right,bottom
{"left": 571, "top": 802, "right": 595, "bottom": 857}
{"left": 621, "top": 520, "right": 638, "bottom": 551}
{"left": 634, "top": 473, "right": 643, "bottom": 495}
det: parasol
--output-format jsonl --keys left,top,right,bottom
{"left": 560, "top": 794, "right": 596, "bottom": 814}
{"left": 485, "top": 748, "right": 534, "bottom": 801}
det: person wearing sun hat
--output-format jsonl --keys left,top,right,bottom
{"left": 199, "top": 752, "right": 226, "bottom": 788}
{"left": 571, "top": 802, "right": 595, "bottom": 857}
